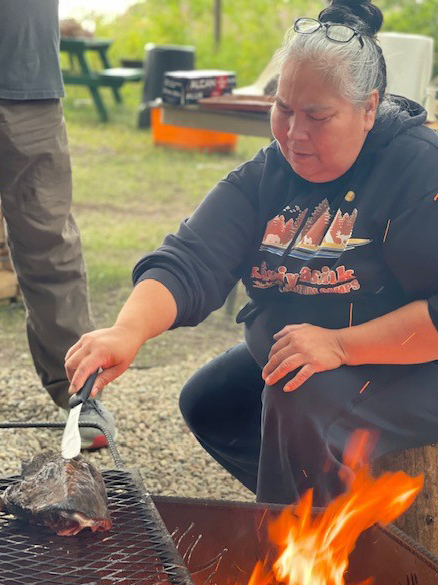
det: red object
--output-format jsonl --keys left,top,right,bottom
{"left": 87, "top": 434, "right": 109, "bottom": 450}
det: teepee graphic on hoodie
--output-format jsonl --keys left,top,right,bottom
{"left": 296, "top": 199, "right": 331, "bottom": 246}
{"left": 261, "top": 205, "right": 308, "bottom": 248}
{"left": 260, "top": 197, "right": 371, "bottom": 260}
{"left": 322, "top": 208, "right": 358, "bottom": 246}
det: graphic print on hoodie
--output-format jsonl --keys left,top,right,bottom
{"left": 252, "top": 193, "right": 373, "bottom": 296}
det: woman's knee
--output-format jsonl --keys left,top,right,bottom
{"left": 179, "top": 369, "right": 212, "bottom": 431}
{"left": 179, "top": 343, "right": 263, "bottom": 435}
{"left": 262, "top": 366, "right": 365, "bottom": 430}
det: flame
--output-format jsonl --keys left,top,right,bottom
{"left": 247, "top": 430, "right": 423, "bottom": 585}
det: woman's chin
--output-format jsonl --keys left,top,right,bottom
{"left": 288, "top": 157, "right": 319, "bottom": 181}
{"left": 288, "top": 158, "right": 341, "bottom": 183}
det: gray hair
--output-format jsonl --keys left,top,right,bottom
{"left": 276, "top": 26, "right": 401, "bottom": 117}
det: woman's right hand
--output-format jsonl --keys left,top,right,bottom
{"left": 65, "top": 325, "right": 143, "bottom": 398}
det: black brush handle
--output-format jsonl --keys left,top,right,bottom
{"left": 68, "top": 371, "right": 99, "bottom": 409}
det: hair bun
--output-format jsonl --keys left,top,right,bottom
{"left": 318, "top": 0, "right": 383, "bottom": 36}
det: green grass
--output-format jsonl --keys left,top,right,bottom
{"left": 62, "top": 90, "right": 267, "bottom": 324}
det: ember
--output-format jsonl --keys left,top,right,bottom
{"left": 246, "top": 431, "right": 423, "bottom": 585}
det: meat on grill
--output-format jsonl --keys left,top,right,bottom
{"left": 0, "top": 451, "right": 112, "bottom": 536}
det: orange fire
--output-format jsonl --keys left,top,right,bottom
{"left": 248, "top": 431, "right": 423, "bottom": 585}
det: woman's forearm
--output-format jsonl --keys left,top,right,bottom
{"left": 114, "top": 279, "right": 178, "bottom": 345}
{"left": 338, "top": 300, "right": 438, "bottom": 366}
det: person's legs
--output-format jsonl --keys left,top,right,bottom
{"left": 180, "top": 342, "right": 264, "bottom": 494}
{"left": 0, "top": 99, "right": 114, "bottom": 447}
{"left": 257, "top": 361, "right": 438, "bottom": 505}
{"left": 325, "top": 362, "right": 438, "bottom": 461}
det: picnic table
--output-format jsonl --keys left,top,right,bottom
{"left": 60, "top": 37, "right": 143, "bottom": 122}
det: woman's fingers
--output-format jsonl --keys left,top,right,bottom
{"left": 283, "top": 364, "right": 316, "bottom": 392}
{"left": 65, "top": 338, "right": 83, "bottom": 362}
{"left": 67, "top": 353, "right": 108, "bottom": 395}
{"left": 89, "top": 365, "right": 125, "bottom": 398}
{"left": 273, "top": 323, "right": 309, "bottom": 341}
{"left": 262, "top": 351, "right": 304, "bottom": 385}
{"left": 265, "top": 324, "right": 344, "bottom": 392}
{"left": 268, "top": 325, "right": 310, "bottom": 362}
{"left": 65, "top": 326, "right": 141, "bottom": 396}
{"left": 64, "top": 345, "right": 90, "bottom": 383}
{"left": 268, "top": 335, "right": 293, "bottom": 360}
{"left": 263, "top": 349, "right": 316, "bottom": 391}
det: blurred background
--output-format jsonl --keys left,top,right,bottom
{"left": 57, "top": 0, "right": 438, "bottom": 87}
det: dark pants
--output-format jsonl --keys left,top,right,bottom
{"left": 0, "top": 99, "right": 94, "bottom": 409}
{"left": 180, "top": 342, "right": 438, "bottom": 505}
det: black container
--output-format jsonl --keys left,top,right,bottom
{"left": 138, "top": 43, "right": 195, "bottom": 128}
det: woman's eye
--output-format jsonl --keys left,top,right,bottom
{"left": 309, "top": 115, "right": 330, "bottom": 121}
{"left": 276, "top": 105, "right": 292, "bottom": 115}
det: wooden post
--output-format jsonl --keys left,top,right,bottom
{"left": 372, "top": 445, "right": 438, "bottom": 556}
{"left": 0, "top": 210, "right": 20, "bottom": 301}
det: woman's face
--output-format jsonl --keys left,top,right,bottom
{"left": 271, "top": 58, "right": 378, "bottom": 183}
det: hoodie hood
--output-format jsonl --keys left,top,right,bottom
{"left": 386, "top": 95, "right": 427, "bottom": 127}
{"left": 369, "top": 95, "right": 427, "bottom": 147}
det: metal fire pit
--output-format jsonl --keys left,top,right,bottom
{"left": 1, "top": 423, "right": 438, "bottom": 585}
{"left": 153, "top": 496, "right": 438, "bottom": 585}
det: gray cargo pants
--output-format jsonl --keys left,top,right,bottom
{"left": 0, "top": 99, "right": 94, "bottom": 409}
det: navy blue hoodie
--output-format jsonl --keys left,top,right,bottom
{"left": 133, "top": 99, "right": 438, "bottom": 366}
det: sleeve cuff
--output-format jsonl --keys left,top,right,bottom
{"left": 134, "top": 268, "right": 186, "bottom": 329}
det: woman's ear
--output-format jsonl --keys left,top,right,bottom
{"left": 364, "top": 89, "right": 379, "bottom": 131}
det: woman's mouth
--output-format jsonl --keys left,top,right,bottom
{"left": 291, "top": 151, "right": 313, "bottom": 159}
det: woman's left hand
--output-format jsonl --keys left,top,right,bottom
{"left": 262, "top": 323, "right": 346, "bottom": 392}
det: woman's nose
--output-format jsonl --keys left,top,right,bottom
{"left": 287, "top": 114, "right": 308, "bottom": 140}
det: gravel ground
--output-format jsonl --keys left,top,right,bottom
{"left": 0, "top": 350, "right": 254, "bottom": 503}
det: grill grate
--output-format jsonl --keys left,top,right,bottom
{"left": 0, "top": 469, "right": 195, "bottom": 585}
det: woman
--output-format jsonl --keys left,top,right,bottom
{"left": 66, "top": 0, "right": 438, "bottom": 505}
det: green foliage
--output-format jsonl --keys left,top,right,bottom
{"left": 380, "top": 0, "right": 438, "bottom": 76}
{"left": 94, "top": 0, "right": 321, "bottom": 86}
{"left": 87, "top": 0, "right": 438, "bottom": 85}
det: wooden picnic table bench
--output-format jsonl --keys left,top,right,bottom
{"left": 60, "top": 37, "right": 143, "bottom": 122}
